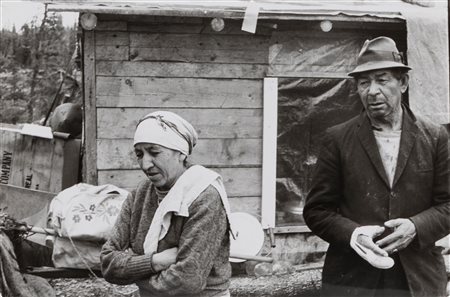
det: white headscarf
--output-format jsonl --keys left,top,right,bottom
{"left": 133, "top": 111, "right": 198, "bottom": 155}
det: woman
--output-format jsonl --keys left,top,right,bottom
{"left": 101, "top": 111, "right": 232, "bottom": 297}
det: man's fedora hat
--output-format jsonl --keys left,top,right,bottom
{"left": 348, "top": 36, "right": 411, "bottom": 77}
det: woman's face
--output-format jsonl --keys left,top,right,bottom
{"left": 134, "top": 143, "right": 186, "bottom": 190}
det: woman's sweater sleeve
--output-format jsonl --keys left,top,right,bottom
{"left": 101, "top": 193, "right": 156, "bottom": 285}
{"left": 136, "top": 187, "right": 229, "bottom": 295}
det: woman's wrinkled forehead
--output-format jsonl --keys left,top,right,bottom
{"left": 134, "top": 143, "right": 162, "bottom": 150}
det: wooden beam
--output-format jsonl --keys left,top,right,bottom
{"left": 82, "top": 30, "right": 98, "bottom": 185}
{"left": 273, "top": 226, "right": 312, "bottom": 234}
{"left": 47, "top": 4, "right": 404, "bottom": 23}
{"left": 261, "top": 78, "right": 278, "bottom": 229}
{"left": 47, "top": 5, "right": 247, "bottom": 18}
{"left": 268, "top": 71, "right": 351, "bottom": 79}
{"left": 26, "top": 267, "right": 102, "bottom": 279}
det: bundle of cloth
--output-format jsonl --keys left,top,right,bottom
{"left": 0, "top": 231, "right": 55, "bottom": 297}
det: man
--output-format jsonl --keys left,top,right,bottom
{"left": 303, "top": 36, "right": 449, "bottom": 297}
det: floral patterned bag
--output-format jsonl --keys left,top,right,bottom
{"left": 48, "top": 183, "right": 129, "bottom": 241}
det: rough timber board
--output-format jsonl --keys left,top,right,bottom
{"left": 97, "top": 108, "right": 262, "bottom": 139}
{"left": 128, "top": 33, "right": 269, "bottom": 50}
{"left": 96, "top": 94, "right": 262, "bottom": 109}
{"left": 229, "top": 196, "right": 261, "bottom": 219}
{"left": 96, "top": 77, "right": 263, "bottom": 108}
{"left": 126, "top": 19, "right": 274, "bottom": 35}
{"left": 96, "top": 61, "right": 267, "bottom": 78}
{"left": 94, "top": 21, "right": 127, "bottom": 31}
{"left": 96, "top": 45, "right": 129, "bottom": 61}
{"left": 96, "top": 138, "right": 262, "bottom": 170}
{"left": 97, "top": 167, "right": 262, "bottom": 197}
{"left": 128, "top": 47, "right": 267, "bottom": 64}
{"left": 98, "top": 14, "right": 204, "bottom": 24}
{"left": 95, "top": 31, "right": 129, "bottom": 46}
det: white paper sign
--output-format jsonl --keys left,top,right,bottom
{"left": 21, "top": 124, "right": 53, "bottom": 139}
{"left": 241, "top": 0, "right": 260, "bottom": 34}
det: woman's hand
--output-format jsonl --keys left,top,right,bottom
{"left": 152, "top": 247, "right": 178, "bottom": 272}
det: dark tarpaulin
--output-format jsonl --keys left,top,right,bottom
{"left": 271, "top": 33, "right": 367, "bottom": 226}
{"left": 269, "top": 32, "right": 368, "bottom": 76}
{"left": 275, "top": 78, "right": 362, "bottom": 226}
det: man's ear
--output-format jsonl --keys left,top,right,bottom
{"left": 400, "top": 73, "right": 409, "bottom": 94}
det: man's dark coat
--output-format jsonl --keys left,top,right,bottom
{"left": 303, "top": 106, "right": 449, "bottom": 297}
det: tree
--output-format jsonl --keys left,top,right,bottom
{"left": 0, "top": 11, "right": 79, "bottom": 124}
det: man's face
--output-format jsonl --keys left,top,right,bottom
{"left": 356, "top": 69, "right": 408, "bottom": 123}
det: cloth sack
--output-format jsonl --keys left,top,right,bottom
{"left": 51, "top": 237, "right": 102, "bottom": 270}
{"left": 0, "top": 231, "right": 55, "bottom": 297}
{"left": 48, "top": 183, "right": 129, "bottom": 241}
{"left": 48, "top": 183, "right": 128, "bottom": 269}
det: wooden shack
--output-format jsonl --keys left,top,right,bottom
{"left": 45, "top": 0, "right": 449, "bottom": 265}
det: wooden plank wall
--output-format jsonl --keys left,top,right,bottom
{"left": 93, "top": 16, "right": 273, "bottom": 218}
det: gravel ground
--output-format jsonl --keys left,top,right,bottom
{"left": 48, "top": 278, "right": 139, "bottom": 297}
{"left": 230, "top": 269, "right": 321, "bottom": 297}
{"left": 45, "top": 270, "right": 450, "bottom": 297}
{"left": 48, "top": 268, "right": 321, "bottom": 297}
{"left": 45, "top": 255, "right": 450, "bottom": 297}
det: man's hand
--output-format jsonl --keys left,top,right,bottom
{"left": 152, "top": 247, "right": 178, "bottom": 272}
{"left": 357, "top": 234, "right": 389, "bottom": 257}
{"left": 350, "top": 225, "right": 394, "bottom": 269}
{"left": 354, "top": 226, "right": 388, "bottom": 257}
{"left": 375, "top": 219, "right": 416, "bottom": 254}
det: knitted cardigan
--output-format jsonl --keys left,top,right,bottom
{"left": 100, "top": 179, "right": 231, "bottom": 297}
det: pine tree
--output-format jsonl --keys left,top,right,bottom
{"left": 0, "top": 12, "right": 79, "bottom": 124}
